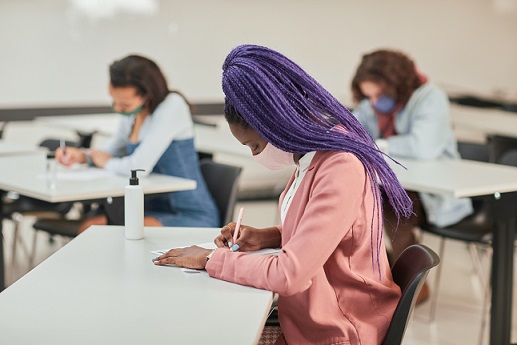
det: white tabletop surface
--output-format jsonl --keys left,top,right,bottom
{"left": 0, "top": 153, "right": 196, "bottom": 202}
{"left": 36, "top": 113, "right": 250, "bottom": 156}
{"left": 0, "top": 140, "right": 44, "bottom": 156}
{"left": 35, "top": 113, "right": 120, "bottom": 137}
{"left": 390, "top": 156, "right": 517, "bottom": 198}
{"left": 0, "top": 226, "right": 273, "bottom": 345}
{"left": 35, "top": 114, "right": 293, "bottom": 194}
{"left": 450, "top": 104, "right": 517, "bottom": 139}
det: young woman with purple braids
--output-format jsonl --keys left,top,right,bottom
{"left": 154, "top": 44, "right": 413, "bottom": 344}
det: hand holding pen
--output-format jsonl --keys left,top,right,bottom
{"left": 55, "top": 145, "right": 86, "bottom": 166}
{"left": 230, "top": 207, "right": 244, "bottom": 250}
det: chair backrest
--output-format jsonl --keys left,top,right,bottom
{"left": 457, "top": 141, "right": 490, "bottom": 162}
{"left": 199, "top": 159, "right": 242, "bottom": 227}
{"left": 38, "top": 132, "right": 96, "bottom": 152}
{"left": 498, "top": 149, "right": 517, "bottom": 167}
{"left": 382, "top": 244, "right": 440, "bottom": 345}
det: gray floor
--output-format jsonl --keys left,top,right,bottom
{"left": 3, "top": 200, "right": 517, "bottom": 345}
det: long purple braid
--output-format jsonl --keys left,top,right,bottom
{"left": 222, "top": 44, "right": 413, "bottom": 278}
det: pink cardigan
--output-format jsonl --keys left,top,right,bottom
{"left": 206, "top": 151, "right": 401, "bottom": 345}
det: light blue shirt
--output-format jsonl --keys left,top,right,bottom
{"left": 353, "top": 83, "right": 473, "bottom": 227}
{"left": 103, "top": 93, "right": 193, "bottom": 176}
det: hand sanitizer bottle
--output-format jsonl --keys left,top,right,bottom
{"left": 125, "top": 169, "right": 145, "bottom": 240}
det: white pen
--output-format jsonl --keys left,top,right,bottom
{"left": 230, "top": 207, "right": 244, "bottom": 251}
{"left": 60, "top": 139, "right": 68, "bottom": 164}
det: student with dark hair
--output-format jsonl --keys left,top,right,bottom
{"left": 154, "top": 45, "right": 412, "bottom": 344}
{"left": 56, "top": 55, "right": 219, "bottom": 231}
{"left": 351, "top": 49, "right": 473, "bottom": 302}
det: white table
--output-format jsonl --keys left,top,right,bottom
{"left": 0, "top": 140, "right": 44, "bottom": 156}
{"left": 35, "top": 113, "right": 120, "bottom": 137}
{"left": 36, "top": 113, "right": 250, "bottom": 156}
{"left": 389, "top": 157, "right": 517, "bottom": 197}
{"left": 451, "top": 104, "right": 517, "bottom": 140}
{"left": 0, "top": 226, "right": 273, "bottom": 345}
{"left": 35, "top": 113, "right": 293, "bottom": 197}
{"left": 390, "top": 157, "right": 517, "bottom": 345}
{"left": 0, "top": 154, "right": 196, "bottom": 203}
{"left": 0, "top": 153, "right": 197, "bottom": 291}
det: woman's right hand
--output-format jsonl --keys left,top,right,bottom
{"left": 55, "top": 146, "right": 87, "bottom": 166}
{"left": 215, "top": 223, "right": 264, "bottom": 252}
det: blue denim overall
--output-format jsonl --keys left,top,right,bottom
{"left": 127, "top": 139, "right": 219, "bottom": 227}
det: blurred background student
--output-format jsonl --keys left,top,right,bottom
{"left": 56, "top": 54, "right": 219, "bottom": 232}
{"left": 350, "top": 49, "right": 473, "bottom": 303}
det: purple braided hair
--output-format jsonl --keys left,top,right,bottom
{"left": 222, "top": 44, "right": 413, "bottom": 278}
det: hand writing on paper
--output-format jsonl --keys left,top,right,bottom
{"left": 215, "top": 224, "right": 281, "bottom": 252}
{"left": 55, "top": 146, "right": 86, "bottom": 166}
{"left": 152, "top": 245, "right": 213, "bottom": 269}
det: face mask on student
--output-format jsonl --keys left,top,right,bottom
{"left": 253, "top": 143, "right": 295, "bottom": 170}
{"left": 372, "top": 95, "right": 396, "bottom": 114}
{"left": 113, "top": 103, "right": 144, "bottom": 116}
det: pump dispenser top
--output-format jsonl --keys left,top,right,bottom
{"left": 129, "top": 169, "right": 145, "bottom": 185}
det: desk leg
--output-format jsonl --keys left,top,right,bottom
{"left": 490, "top": 191, "right": 517, "bottom": 345}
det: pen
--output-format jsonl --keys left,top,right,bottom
{"left": 231, "top": 207, "right": 244, "bottom": 251}
{"left": 60, "top": 139, "right": 68, "bottom": 164}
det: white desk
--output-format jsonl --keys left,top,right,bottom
{"left": 36, "top": 113, "right": 249, "bottom": 156}
{"left": 35, "top": 114, "right": 292, "bottom": 197}
{"left": 0, "top": 154, "right": 196, "bottom": 292}
{"left": 450, "top": 104, "right": 517, "bottom": 140}
{"left": 0, "top": 154, "right": 196, "bottom": 203}
{"left": 390, "top": 157, "right": 517, "bottom": 345}
{"left": 0, "top": 140, "right": 44, "bottom": 156}
{"left": 389, "top": 157, "right": 517, "bottom": 197}
{"left": 35, "top": 113, "right": 120, "bottom": 137}
{"left": 0, "top": 226, "right": 273, "bottom": 345}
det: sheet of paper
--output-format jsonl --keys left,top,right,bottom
{"left": 37, "top": 165, "right": 114, "bottom": 181}
{"left": 151, "top": 243, "right": 281, "bottom": 273}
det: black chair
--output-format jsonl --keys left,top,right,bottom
{"left": 487, "top": 135, "right": 517, "bottom": 163}
{"left": 199, "top": 159, "right": 242, "bottom": 226}
{"left": 3, "top": 134, "right": 95, "bottom": 270}
{"left": 498, "top": 148, "right": 517, "bottom": 166}
{"left": 265, "top": 244, "right": 440, "bottom": 344}
{"left": 382, "top": 244, "right": 440, "bottom": 345}
{"left": 419, "top": 142, "right": 494, "bottom": 320}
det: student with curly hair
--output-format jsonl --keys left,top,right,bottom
{"left": 154, "top": 45, "right": 414, "bottom": 344}
{"left": 351, "top": 49, "right": 473, "bottom": 303}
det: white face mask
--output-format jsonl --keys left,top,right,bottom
{"left": 253, "top": 143, "right": 295, "bottom": 170}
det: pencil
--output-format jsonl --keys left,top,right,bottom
{"left": 232, "top": 207, "right": 244, "bottom": 246}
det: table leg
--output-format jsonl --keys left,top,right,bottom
{"left": 490, "top": 191, "right": 517, "bottom": 345}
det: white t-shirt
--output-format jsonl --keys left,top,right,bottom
{"left": 280, "top": 151, "right": 316, "bottom": 224}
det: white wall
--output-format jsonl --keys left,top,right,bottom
{"left": 1, "top": 0, "right": 516, "bottom": 107}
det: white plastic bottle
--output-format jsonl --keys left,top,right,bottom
{"left": 125, "top": 169, "right": 145, "bottom": 240}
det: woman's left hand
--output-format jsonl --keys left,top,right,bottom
{"left": 89, "top": 149, "right": 112, "bottom": 168}
{"left": 152, "top": 246, "right": 213, "bottom": 269}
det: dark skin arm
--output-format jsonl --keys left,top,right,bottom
{"left": 153, "top": 223, "right": 282, "bottom": 269}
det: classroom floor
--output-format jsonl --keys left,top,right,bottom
{"left": 3, "top": 200, "right": 517, "bottom": 345}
